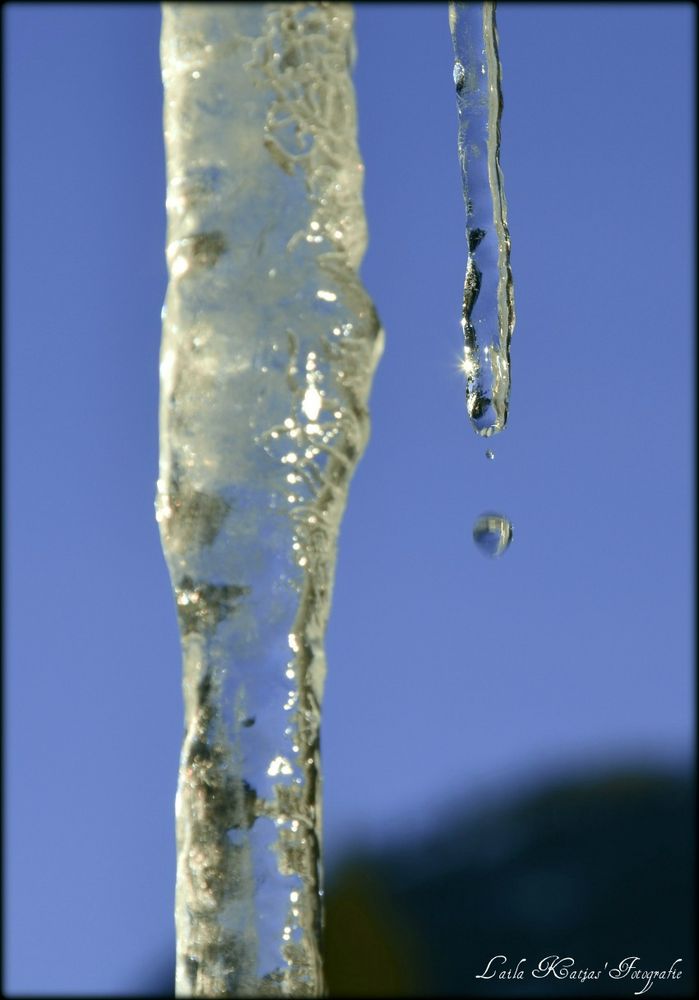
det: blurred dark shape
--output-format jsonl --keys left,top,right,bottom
{"left": 325, "top": 766, "right": 694, "bottom": 997}
{"left": 146, "top": 766, "right": 694, "bottom": 997}
{"left": 324, "top": 864, "right": 423, "bottom": 996}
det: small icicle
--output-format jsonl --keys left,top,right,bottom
{"left": 450, "top": 2, "right": 515, "bottom": 436}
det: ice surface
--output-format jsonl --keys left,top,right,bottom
{"left": 158, "top": 5, "right": 382, "bottom": 995}
{"left": 450, "top": 2, "right": 515, "bottom": 436}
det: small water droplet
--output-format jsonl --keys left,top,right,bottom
{"left": 472, "top": 512, "right": 513, "bottom": 558}
{"left": 485, "top": 449, "right": 495, "bottom": 460}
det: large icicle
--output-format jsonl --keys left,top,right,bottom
{"left": 157, "top": 5, "right": 382, "bottom": 995}
{"left": 450, "top": 1, "right": 514, "bottom": 436}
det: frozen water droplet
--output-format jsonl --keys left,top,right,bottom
{"left": 485, "top": 449, "right": 495, "bottom": 460}
{"left": 472, "top": 512, "right": 513, "bottom": 558}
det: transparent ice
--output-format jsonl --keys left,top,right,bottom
{"left": 158, "top": 5, "right": 382, "bottom": 995}
{"left": 450, "top": 2, "right": 515, "bottom": 436}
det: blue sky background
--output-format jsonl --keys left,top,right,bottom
{"left": 5, "top": 3, "right": 694, "bottom": 994}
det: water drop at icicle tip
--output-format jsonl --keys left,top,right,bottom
{"left": 472, "top": 513, "right": 513, "bottom": 558}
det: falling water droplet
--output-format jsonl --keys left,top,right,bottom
{"left": 472, "top": 512, "right": 513, "bottom": 558}
{"left": 485, "top": 449, "right": 495, "bottom": 460}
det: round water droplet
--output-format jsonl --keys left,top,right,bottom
{"left": 472, "top": 512, "right": 513, "bottom": 558}
{"left": 485, "top": 449, "right": 495, "bottom": 460}
{"left": 453, "top": 60, "right": 465, "bottom": 90}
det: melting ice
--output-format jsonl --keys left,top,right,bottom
{"left": 450, "top": 1, "right": 515, "bottom": 436}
